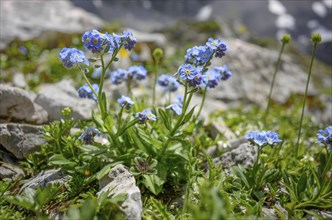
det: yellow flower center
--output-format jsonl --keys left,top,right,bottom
{"left": 85, "top": 38, "right": 90, "bottom": 43}
{"left": 207, "top": 75, "right": 211, "bottom": 79}
{"left": 211, "top": 41, "right": 216, "bottom": 46}
{"left": 93, "top": 38, "right": 99, "bottom": 44}
{"left": 185, "top": 69, "right": 191, "bottom": 75}
{"left": 148, "top": 113, "right": 153, "bottom": 118}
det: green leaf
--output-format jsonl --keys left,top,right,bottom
{"left": 182, "top": 106, "right": 196, "bottom": 125}
{"left": 296, "top": 172, "right": 307, "bottom": 200}
{"left": 48, "top": 154, "right": 76, "bottom": 166}
{"left": 158, "top": 108, "right": 171, "bottom": 131}
{"left": 88, "top": 58, "right": 98, "bottom": 62}
{"left": 92, "top": 112, "right": 107, "bottom": 133}
{"left": 35, "top": 184, "right": 61, "bottom": 207}
{"left": 80, "top": 197, "right": 98, "bottom": 220}
{"left": 142, "top": 174, "right": 164, "bottom": 195}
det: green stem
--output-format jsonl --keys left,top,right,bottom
{"left": 194, "top": 86, "right": 208, "bottom": 121}
{"left": 153, "top": 62, "right": 158, "bottom": 106}
{"left": 168, "top": 91, "right": 171, "bottom": 105}
{"left": 99, "top": 53, "right": 105, "bottom": 98}
{"left": 264, "top": 43, "right": 286, "bottom": 126}
{"left": 157, "top": 83, "right": 189, "bottom": 159}
{"left": 99, "top": 48, "right": 120, "bottom": 98}
{"left": 253, "top": 146, "right": 261, "bottom": 172}
{"left": 77, "top": 64, "right": 99, "bottom": 100}
{"left": 296, "top": 43, "right": 318, "bottom": 157}
{"left": 117, "top": 106, "right": 124, "bottom": 131}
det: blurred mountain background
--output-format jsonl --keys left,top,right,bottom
{"left": 71, "top": 0, "right": 331, "bottom": 65}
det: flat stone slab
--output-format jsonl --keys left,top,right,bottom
{"left": 0, "top": 123, "right": 46, "bottom": 159}
{"left": 0, "top": 85, "right": 48, "bottom": 124}
{"left": 35, "top": 80, "right": 96, "bottom": 121}
{"left": 98, "top": 164, "right": 142, "bottom": 220}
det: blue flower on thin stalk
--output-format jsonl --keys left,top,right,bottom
{"left": 59, "top": 48, "right": 89, "bottom": 68}
{"left": 166, "top": 103, "right": 183, "bottom": 115}
{"left": 188, "top": 73, "right": 203, "bottom": 88}
{"left": 127, "top": 66, "right": 147, "bottom": 80}
{"left": 118, "top": 96, "right": 134, "bottom": 110}
{"left": 213, "top": 65, "right": 232, "bottom": 80}
{"left": 317, "top": 126, "right": 332, "bottom": 146}
{"left": 79, "top": 127, "right": 101, "bottom": 145}
{"left": 206, "top": 38, "right": 227, "bottom": 58}
{"left": 110, "top": 69, "right": 128, "bottom": 85}
{"left": 177, "top": 64, "right": 199, "bottom": 81}
{"left": 77, "top": 83, "right": 99, "bottom": 101}
{"left": 135, "top": 109, "right": 156, "bottom": 124}
{"left": 82, "top": 29, "right": 108, "bottom": 53}
{"left": 185, "top": 45, "right": 213, "bottom": 66}
{"left": 113, "top": 31, "right": 137, "bottom": 51}
{"left": 202, "top": 70, "right": 220, "bottom": 88}
{"left": 157, "top": 74, "right": 180, "bottom": 92}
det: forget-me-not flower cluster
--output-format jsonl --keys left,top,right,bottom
{"left": 77, "top": 83, "right": 99, "bottom": 101}
{"left": 82, "top": 29, "right": 136, "bottom": 54}
{"left": 117, "top": 96, "right": 134, "bottom": 110}
{"left": 317, "top": 126, "right": 332, "bottom": 148}
{"left": 175, "top": 37, "right": 231, "bottom": 89}
{"left": 79, "top": 127, "right": 101, "bottom": 145}
{"left": 157, "top": 74, "right": 180, "bottom": 92}
{"left": 246, "top": 130, "right": 282, "bottom": 147}
{"left": 110, "top": 66, "right": 147, "bottom": 85}
{"left": 135, "top": 109, "right": 156, "bottom": 124}
{"left": 59, "top": 48, "right": 89, "bottom": 68}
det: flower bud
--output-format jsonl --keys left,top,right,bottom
{"left": 280, "top": 34, "right": 291, "bottom": 44}
{"left": 152, "top": 48, "right": 164, "bottom": 63}
{"left": 311, "top": 33, "right": 322, "bottom": 44}
{"left": 61, "top": 107, "right": 72, "bottom": 117}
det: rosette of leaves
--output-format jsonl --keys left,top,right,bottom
{"left": 130, "top": 156, "right": 158, "bottom": 176}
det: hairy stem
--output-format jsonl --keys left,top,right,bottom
{"left": 264, "top": 43, "right": 286, "bottom": 125}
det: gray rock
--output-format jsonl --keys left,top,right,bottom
{"left": 0, "top": 145, "right": 18, "bottom": 164}
{"left": 130, "top": 29, "right": 167, "bottom": 46}
{"left": 35, "top": 80, "right": 96, "bottom": 121}
{"left": 12, "top": 73, "right": 27, "bottom": 88}
{"left": 0, "top": 123, "right": 46, "bottom": 159}
{"left": 210, "top": 39, "right": 321, "bottom": 106}
{"left": 1, "top": 0, "right": 104, "bottom": 49}
{"left": 262, "top": 207, "right": 277, "bottom": 219}
{"left": 207, "top": 137, "right": 248, "bottom": 158}
{"left": 21, "top": 169, "right": 69, "bottom": 191}
{"left": 213, "top": 142, "right": 257, "bottom": 168}
{"left": 0, "top": 163, "right": 25, "bottom": 179}
{"left": 0, "top": 85, "right": 48, "bottom": 124}
{"left": 206, "top": 118, "right": 236, "bottom": 140}
{"left": 98, "top": 164, "right": 142, "bottom": 220}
